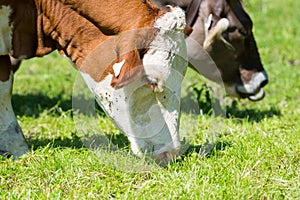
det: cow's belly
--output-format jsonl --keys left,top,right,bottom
{"left": 0, "top": 5, "right": 12, "bottom": 56}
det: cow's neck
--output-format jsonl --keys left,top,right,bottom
{"left": 35, "top": 0, "right": 106, "bottom": 67}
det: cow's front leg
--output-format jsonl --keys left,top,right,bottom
{"left": 0, "top": 55, "right": 28, "bottom": 158}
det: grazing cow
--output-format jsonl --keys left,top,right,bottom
{"left": 0, "top": 0, "right": 187, "bottom": 164}
{"left": 151, "top": 0, "right": 268, "bottom": 101}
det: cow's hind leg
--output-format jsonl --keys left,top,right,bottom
{"left": 0, "top": 55, "right": 28, "bottom": 158}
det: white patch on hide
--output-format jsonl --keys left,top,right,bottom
{"left": 0, "top": 72, "right": 14, "bottom": 130}
{"left": 0, "top": 5, "right": 13, "bottom": 55}
{"left": 0, "top": 72, "right": 29, "bottom": 157}
{"left": 154, "top": 7, "right": 186, "bottom": 33}
{"left": 112, "top": 59, "right": 125, "bottom": 78}
{"left": 80, "top": 6, "right": 187, "bottom": 162}
{"left": 81, "top": 71, "right": 180, "bottom": 159}
{"left": 143, "top": 6, "right": 187, "bottom": 94}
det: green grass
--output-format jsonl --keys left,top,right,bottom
{"left": 1, "top": 0, "right": 299, "bottom": 199}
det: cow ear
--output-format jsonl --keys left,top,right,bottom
{"left": 110, "top": 50, "right": 144, "bottom": 89}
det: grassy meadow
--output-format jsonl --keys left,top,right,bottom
{"left": 0, "top": 0, "right": 299, "bottom": 199}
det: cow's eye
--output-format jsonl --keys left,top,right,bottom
{"left": 227, "top": 26, "right": 237, "bottom": 33}
{"left": 239, "top": 29, "right": 248, "bottom": 36}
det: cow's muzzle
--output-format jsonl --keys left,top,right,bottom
{"left": 155, "top": 148, "right": 180, "bottom": 166}
{"left": 236, "top": 71, "right": 268, "bottom": 101}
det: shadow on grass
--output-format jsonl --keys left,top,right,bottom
{"left": 181, "top": 84, "right": 282, "bottom": 122}
{"left": 25, "top": 130, "right": 232, "bottom": 168}
{"left": 27, "top": 132, "right": 84, "bottom": 150}
{"left": 27, "top": 132, "right": 130, "bottom": 152}
{"left": 13, "top": 85, "right": 281, "bottom": 122}
{"left": 177, "top": 141, "right": 233, "bottom": 162}
{"left": 12, "top": 93, "right": 72, "bottom": 117}
{"left": 181, "top": 84, "right": 214, "bottom": 115}
{"left": 105, "top": 133, "right": 130, "bottom": 149}
{"left": 226, "top": 102, "right": 282, "bottom": 122}
{"left": 12, "top": 93, "right": 105, "bottom": 117}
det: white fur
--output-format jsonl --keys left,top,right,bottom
{"left": 154, "top": 7, "right": 186, "bottom": 32}
{"left": 237, "top": 71, "right": 268, "bottom": 94}
{"left": 0, "top": 5, "right": 13, "bottom": 55}
{"left": 112, "top": 59, "right": 125, "bottom": 78}
{"left": 0, "top": 72, "right": 28, "bottom": 157}
{"left": 80, "top": 7, "right": 187, "bottom": 162}
{"left": 0, "top": 72, "right": 14, "bottom": 131}
{"left": 143, "top": 6, "right": 186, "bottom": 94}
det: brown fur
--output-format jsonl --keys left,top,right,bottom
{"left": 0, "top": 56, "right": 11, "bottom": 82}
{"left": 59, "top": 0, "right": 165, "bottom": 35}
{"left": 110, "top": 50, "right": 144, "bottom": 88}
{"left": 2, "top": 0, "right": 167, "bottom": 88}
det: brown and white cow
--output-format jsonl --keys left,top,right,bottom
{"left": 151, "top": 0, "right": 268, "bottom": 101}
{"left": 0, "top": 0, "right": 187, "bottom": 164}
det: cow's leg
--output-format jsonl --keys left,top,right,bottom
{"left": 0, "top": 55, "right": 28, "bottom": 158}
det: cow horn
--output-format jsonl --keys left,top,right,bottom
{"left": 204, "top": 14, "right": 213, "bottom": 37}
{"left": 203, "top": 18, "right": 234, "bottom": 51}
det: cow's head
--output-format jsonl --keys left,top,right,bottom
{"left": 79, "top": 7, "right": 187, "bottom": 165}
{"left": 197, "top": 0, "right": 268, "bottom": 100}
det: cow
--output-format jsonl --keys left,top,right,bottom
{"left": 150, "top": 0, "right": 268, "bottom": 101}
{"left": 0, "top": 0, "right": 187, "bottom": 164}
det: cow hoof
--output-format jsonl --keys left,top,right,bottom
{"left": 0, "top": 122, "right": 29, "bottom": 159}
